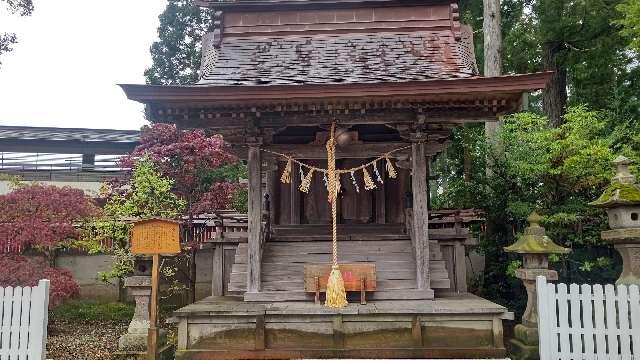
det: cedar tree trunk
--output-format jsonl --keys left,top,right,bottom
{"left": 542, "top": 41, "right": 568, "bottom": 127}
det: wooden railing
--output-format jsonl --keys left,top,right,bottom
{"left": 190, "top": 211, "right": 249, "bottom": 245}
{"left": 403, "top": 207, "right": 484, "bottom": 293}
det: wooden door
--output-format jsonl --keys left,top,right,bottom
{"left": 339, "top": 159, "right": 374, "bottom": 224}
{"left": 302, "top": 160, "right": 330, "bottom": 224}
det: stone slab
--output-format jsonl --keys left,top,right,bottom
{"left": 173, "top": 293, "right": 507, "bottom": 318}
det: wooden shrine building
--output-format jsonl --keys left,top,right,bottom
{"left": 121, "top": 0, "right": 549, "bottom": 358}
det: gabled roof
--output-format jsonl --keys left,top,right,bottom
{"left": 198, "top": 27, "right": 477, "bottom": 86}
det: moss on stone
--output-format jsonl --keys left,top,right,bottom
{"left": 504, "top": 233, "right": 570, "bottom": 254}
{"left": 590, "top": 182, "right": 640, "bottom": 207}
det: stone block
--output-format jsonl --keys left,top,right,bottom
{"left": 509, "top": 337, "right": 539, "bottom": 360}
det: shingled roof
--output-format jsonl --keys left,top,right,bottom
{"left": 198, "top": 26, "right": 477, "bottom": 86}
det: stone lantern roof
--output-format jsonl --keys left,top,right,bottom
{"left": 504, "top": 212, "right": 570, "bottom": 254}
{"left": 590, "top": 156, "right": 640, "bottom": 208}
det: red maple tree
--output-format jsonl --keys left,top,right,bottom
{"left": 121, "top": 123, "right": 239, "bottom": 213}
{"left": 0, "top": 184, "right": 97, "bottom": 307}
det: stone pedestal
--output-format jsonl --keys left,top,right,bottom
{"left": 509, "top": 264, "right": 558, "bottom": 360}
{"left": 118, "top": 276, "right": 152, "bottom": 352}
{"left": 602, "top": 228, "right": 640, "bottom": 285}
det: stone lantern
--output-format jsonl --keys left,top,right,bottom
{"left": 590, "top": 155, "right": 640, "bottom": 285}
{"left": 504, "top": 211, "right": 570, "bottom": 360}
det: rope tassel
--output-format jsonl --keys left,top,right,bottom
{"left": 363, "top": 167, "right": 376, "bottom": 190}
{"left": 299, "top": 168, "right": 314, "bottom": 193}
{"left": 325, "top": 122, "right": 348, "bottom": 308}
{"left": 325, "top": 264, "right": 348, "bottom": 308}
{"left": 280, "top": 158, "right": 292, "bottom": 184}
{"left": 385, "top": 157, "right": 397, "bottom": 179}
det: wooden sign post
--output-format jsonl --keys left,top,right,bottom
{"left": 130, "top": 219, "right": 181, "bottom": 360}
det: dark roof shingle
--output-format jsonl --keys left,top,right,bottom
{"left": 198, "top": 26, "right": 478, "bottom": 86}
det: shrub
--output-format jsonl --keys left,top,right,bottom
{"left": 0, "top": 254, "right": 79, "bottom": 308}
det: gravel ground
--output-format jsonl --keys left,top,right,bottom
{"left": 47, "top": 317, "right": 128, "bottom": 360}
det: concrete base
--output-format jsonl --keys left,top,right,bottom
{"left": 114, "top": 344, "right": 174, "bottom": 360}
{"left": 509, "top": 324, "right": 539, "bottom": 360}
{"left": 509, "top": 338, "right": 539, "bottom": 360}
{"left": 118, "top": 329, "right": 168, "bottom": 352}
{"left": 171, "top": 294, "right": 509, "bottom": 359}
{"left": 118, "top": 333, "right": 148, "bottom": 352}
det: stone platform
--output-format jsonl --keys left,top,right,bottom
{"left": 171, "top": 294, "right": 511, "bottom": 359}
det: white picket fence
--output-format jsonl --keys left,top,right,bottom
{"left": 537, "top": 276, "right": 640, "bottom": 360}
{"left": 0, "top": 280, "right": 50, "bottom": 360}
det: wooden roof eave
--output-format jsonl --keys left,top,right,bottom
{"left": 119, "top": 73, "right": 550, "bottom": 112}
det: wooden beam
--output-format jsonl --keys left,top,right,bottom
{"left": 150, "top": 108, "right": 510, "bottom": 130}
{"left": 247, "top": 144, "right": 262, "bottom": 293}
{"left": 411, "top": 140, "right": 432, "bottom": 293}
{"left": 264, "top": 142, "right": 424, "bottom": 159}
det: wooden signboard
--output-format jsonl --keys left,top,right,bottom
{"left": 131, "top": 219, "right": 180, "bottom": 255}
{"left": 129, "top": 218, "right": 181, "bottom": 360}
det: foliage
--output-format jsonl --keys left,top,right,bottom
{"left": 52, "top": 300, "right": 134, "bottom": 323}
{"left": 0, "top": 184, "right": 94, "bottom": 308}
{"left": 0, "top": 254, "right": 79, "bottom": 308}
{"left": 120, "top": 123, "right": 239, "bottom": 214}
{"left": 616, "top": 0, "right": 640, "bottom": 52}
{"left": 107, "top": 156, "right": 186, "bottom": 218}
{"left": 144, "top": 0, "right": 212, "bottom": 85}
{"left": 433, "top": 106, "right": 637, "bottom": 315}
{"left": 87, "top": 158, "right": 185, "bottom": 283}
{"left": 459, "top": 0, "right": 639, "bottom": 123}
{"left": 190, "top": 182, "right": 243, "bottom": 214}
{"left": 96, "top": 248, "right": 135, "bottom": 283}
{"left": 230, "top": 186, "right": 248, "bottom": 213}
{"left": 0, "top": 184, "right": 97, "bottom": 251}
{"left": 0, "top": 0, "right": 34, "bottom": 67}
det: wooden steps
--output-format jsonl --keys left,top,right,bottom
{"left": 228, "top": 234, "right": 451, "bottom": 300}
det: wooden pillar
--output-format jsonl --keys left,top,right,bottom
{"left": 247, "top": 143, "right": 262, "bottom": 293}
{"left": 290, "top": 161, "right": 301, "bottom": 225}
{"left": 411, "top": 139, "right": 431, "bottom": 291}
{"left": 265, "top": 158, "right": 277, "bottom": 226}
{"left": 375, "top": 175, "right": 386, "bottom": 224}
{"left": 211, "top": 245, "right": 224, "bottom": 296}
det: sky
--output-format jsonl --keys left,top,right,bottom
{"left": 0, "top": 0, "right": 167, "bottom": 130}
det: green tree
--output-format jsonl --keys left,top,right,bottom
{"left": 144, "top": 0, "right": 212, "bottom": 85}
{"left": 0, "top": 0, "right": 34, "bottom": 67}
{"left": 83, "top": 157, "right": 185, "bottom": 283}
{"left": 616, "top": 0, "right": 640, "bottom": 52}
{"left": 432, "top": 106, "right": 638, "bottom": 315}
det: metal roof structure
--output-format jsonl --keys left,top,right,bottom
{"left": 0, "top": 125, "right": 139, "bottom": 153}
{"left": 0, "top": 125, "right": 140, "bottom": 178}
